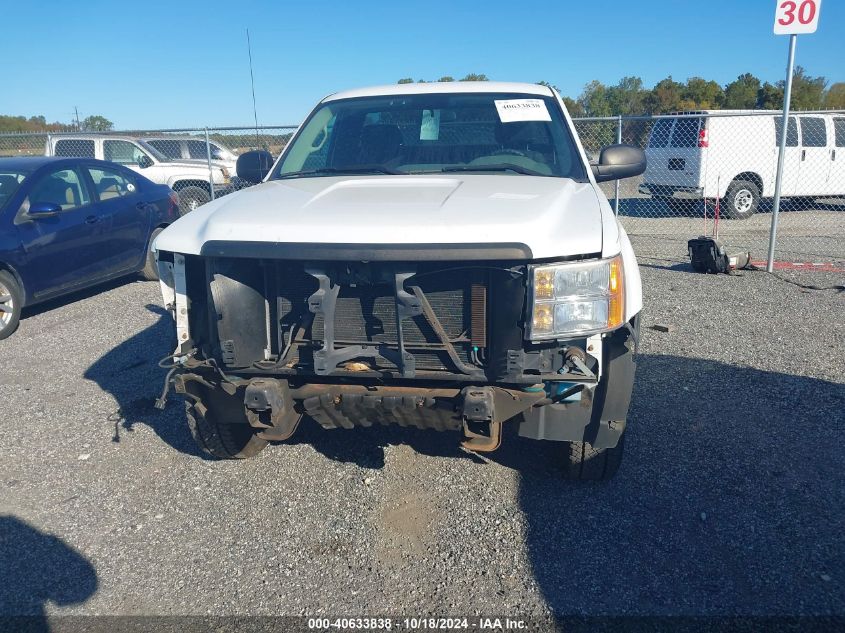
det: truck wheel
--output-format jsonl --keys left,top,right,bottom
{"left": 185, "top": 388, "right": 268, "bottom": 459}
{"left": 0, "top": 270, "right": 23, "bottom": 341}
{"left": 724, "top": 180, "right": 760, "bottom": 220}
{"left": 561, "top": 431, "right": 625, "bottom": 481}
{"left": 177, "top": 186, "right": 211, "bottom": 214}
{"left": 140, "top": 228, "right": 163, "bottom": 281}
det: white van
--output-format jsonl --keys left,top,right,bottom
{"left": 640, "top": 111, "right": 844, "bottom": 219}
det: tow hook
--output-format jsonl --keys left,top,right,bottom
{"left": 244, "top": 379, "right": 302, "bottom": 441}
{"left": 460, "top": 387, "right": 501, "bottom": 452}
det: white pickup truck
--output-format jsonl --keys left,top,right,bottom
{"left": 45, "top": 135, "right": 232, "bottom": 213}
{"left": 154, "top": 82, "right": 646, "bottom": 480}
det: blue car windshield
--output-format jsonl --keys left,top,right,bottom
{"left": 273, "top": 92, "right": 587, "bottom": 180}
{"left": 0, "top": 169, "right": 29, "bottom": 212}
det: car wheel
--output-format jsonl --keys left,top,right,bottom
{"left": 185, "top": 385, "right": 268, "bottom": 459}
{"left": 723, "top": 180, "right": 760, "bottom": 220}
{"left": 177, "top": 186, "right": 211, "bottom": 214}
{"left": 0, "top": 270, "right": 23, "bottom": 341}
{"left": 140, "top": 228, "right": 164, "bottom": 281}
{"left": 561, "top": 430, "right": 625, "bottom": 481}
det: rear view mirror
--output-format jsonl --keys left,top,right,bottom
{"left": 138, "top": 155, "right": 153, "bottom": 169}
{"left": 237, "top": 150, "right": 274, "bottom": 183}
{"left": 27, "top": 201, "right": 62, "bottom": 218}
{"left": 591, "top": 144, "right": 647, "bottom": 183}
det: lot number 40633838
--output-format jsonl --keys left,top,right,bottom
{"left": 774, "top": 0, "right": 822, "bottom": 35}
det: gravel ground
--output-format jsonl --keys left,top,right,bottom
{"left": 1, "top": 260, "right": 843, "bottom": 625}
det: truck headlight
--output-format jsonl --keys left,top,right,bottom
{"left": 528, "top": 255, "right": 624, "bottom": 340}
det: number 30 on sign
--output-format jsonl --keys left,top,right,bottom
{"left": 774, "top": 0, "right": 821, "bottom": 34}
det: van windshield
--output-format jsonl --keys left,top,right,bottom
{"left": 272, "top": 93, "right": 587, "bottom": 180}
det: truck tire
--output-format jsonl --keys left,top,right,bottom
{"left": 177, "top": 186, "right": 211, "bottom": 214}
{"left": 724, "top": 179, "right": 760, "bottom": 220}
{"left": 561, "top": 432, "right": 625, "bottom": 481}
{"left": 140, "top": 228, "right": 163, "bottom": 281}
{"left": 185, "top": 389, "right": 268, "bottom": 459}
{"left": 0, "top": 270, "right": 22, "bottom": 341}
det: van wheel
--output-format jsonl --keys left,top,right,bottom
{"left": 141, "top": 228, "right": 163, "bottom": 281}
{"left": 561, "top": 431, "right": 625, "bottom": 481}
{"left": 0, "top": 271, "right": 23, "bottom": 341}
{"left": 177, "top": 186, "right": 211, "bottom": 214}
{"left": 724, "top": 180, "right": 760, "bottom": 220}
{"left": 185, "top": 387, "right": 268, "bottom": 459}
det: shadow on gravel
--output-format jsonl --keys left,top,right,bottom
{"left": 20, "top": 276, "right": 138, "bottom": 320}
{"left": 286, "top": 418, "right": 485, "bottom": 469}
{"left": 514, "top": 353, "right": 845, "bottom": 616}
{"left": 0, "top": 515, "right": 98, "bottom": 629}
{"left": 83, "top": 304, "right": 208, "bottom": 459}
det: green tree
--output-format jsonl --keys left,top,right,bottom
{"left": 824, "top": 82, "right": 845, "bottom": 109}
{"left": 723, "top": 73, "right": 761, "bottom": 109}
{"left": 644, "top": 76, "right": 684, "bottom": 114}
{"left": 561, "top": 96, "right": 584, "bottom": 117}
{"left": 81, "top": 115, "right": 113, "bottom": 132}
{"left": 578, "top": 80, "right": 612, "bottom": 117}
{"left": 789, "top": 66, "right": 827, "bottom": 110}
{"left": 607, "top": 76, "right": 646, "bottom": 115}
{"left": 680, "top": 77, "right": 724, "bottom": 110}
{"left": 397, "top": 78, "right": 414, "bottom": 84}
{"left": 757, "top": 82, "right": 784, "bottom": 109}
{"left": 460, "top": 73, "right": 489, "bottom": 82}
{"left": 437, "top": 76, "right": 454, "bottom": 82}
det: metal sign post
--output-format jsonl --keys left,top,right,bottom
{"left": 767, "top": 0, "right": 821, "bottom": 272}
{"left": 766, "top": 34, "right": 797, "bottom": 272}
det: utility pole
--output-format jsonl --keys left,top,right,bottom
{"left": 74, "top": 106, "right": 81, "bottom": 131}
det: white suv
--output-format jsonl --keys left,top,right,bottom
{"left": 154, "top": 82, "right": 646, "bottom": 479}
{"left": 45, "top": 135, "right": 232, "bottom": 213}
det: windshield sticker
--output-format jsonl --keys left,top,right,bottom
{"left": 494, "top": 99, "right": 551, "bottom": 123}
{"left": 420, "top": 109, "right": 441, "bottom": 140}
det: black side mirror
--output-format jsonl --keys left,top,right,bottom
{"left": 138, "top": 155, "right": 154, "bottom": 169}
{"left": 591, "top": 144, "right": 647, "bottom": 183}
{"left": 27, "top": 201, "right": 62, "bottom": 218}
{"left": 237, "top": 150, "right": 273, "bottom": 184}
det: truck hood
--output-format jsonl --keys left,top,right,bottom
{"left": 155, "top": 175, "right": 605, "bottom": 260}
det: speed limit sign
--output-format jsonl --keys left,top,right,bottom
{"left": 774, "top": 0, "right": 822, "bottom": 34}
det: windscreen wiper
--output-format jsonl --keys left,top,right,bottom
{"left": 439, "top": 164, "right": 549, "bottom": 177}
{"left": 278, "top": 165, "right": 406, "bottom": 178}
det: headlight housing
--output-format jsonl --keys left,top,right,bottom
{"left": 528, "top": 255, "right": 625, "bottom": 340}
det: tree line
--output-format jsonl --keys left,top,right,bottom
{"left": 397, "top": 70, "right": 844, "bottom": 116}
{"left": 0, "top": 114, "right": 113, "bottom": 134}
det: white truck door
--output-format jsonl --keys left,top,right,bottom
{"left": 798, "top": 116, "right": 829, "bottom": 197}
{"left": 775, "top": 116, "right": 801, "bottom": 197}
{"left": 832, "top": 117, "right": 845, "bottom": 198}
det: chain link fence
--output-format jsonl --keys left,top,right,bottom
{"left": 2, "top": 112, "right": 843, "bottom": 263}
{"left": 574, "top": 110, "right": 845, "bottom": 265}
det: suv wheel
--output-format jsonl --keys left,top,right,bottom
{"left": 177, "top": 186, "right": 211, "bottom": 214}
{"left": 0, "top": 271, "right": 23, "bottom": 341}
{"left": 561, "top": 431, "right": 625, "bottom": 481}
{"left": 724, "top": 179, "right": 760, "bottom": 220}
{"left": 185, "top": 386, "right": 268, "bottom": 459}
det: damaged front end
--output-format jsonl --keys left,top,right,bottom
{"left": 156, "top": 246, "right": 637, "bottom": 453}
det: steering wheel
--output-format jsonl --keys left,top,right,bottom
{"left": 492, "top": 148, "right": 529, "bottom": 157}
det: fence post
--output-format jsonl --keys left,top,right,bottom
{"left": 766, "top": 34, "right": 797, "bottom": 272}
{"left": 613, "top": 115, "right": 622, "bottom": 216}
{"left": 205, "top": 126, "right": 215, "bottom": 201}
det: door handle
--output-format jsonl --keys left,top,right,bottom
{"left": 833, "top": 149, "right": 837, "bottom": 161}
{"left": 85, "top": 215, "right": 99, "bottom": 224}
{"left": 801, "top": 149, "right": 806, "bottom": 161}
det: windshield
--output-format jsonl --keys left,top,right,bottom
{"left": 136, "top": 140, "right": 168, "bottom": 162}
{"left": 0, "top": 169, "right": 29, "bottom": 212}
{"left": 273, "top": 92, "right": 586, "bottom": 180}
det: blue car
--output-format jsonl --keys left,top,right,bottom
{"left": 0, "top": 156, "right": 180, "bottom": 339}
